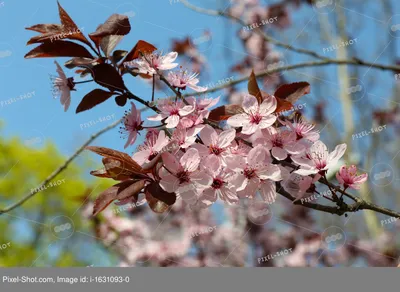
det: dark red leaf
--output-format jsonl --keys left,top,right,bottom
{"left": 208, "top": 104, "right": 244, "bottom": 122}
{"left": 24, "top": 40, "right": 93, "bottom": 59}
{"left": 64, "top": 57, "right": 97, "bottom": 69}
{"left": 57, "top": 1, "right": 91, "bottom": 46}
{"left": 274, "top": 82, "right": 310, "bottom": 104}
{"left": 90, "top": 63, "right": 126, "bottom": 92}
{"left": 89, "top": 168, "right": 109, "bottom": 178}
{"left": 89, "top": 14, "right": 131, "bottom": 48}
{"left": 274, "top": 97, "right": 294, "bottom": 114}
{"left": 26, "top": 24, "right": 62, "bottom": 33}
{"left": 172, "top": 37, "right": 191, "bottom": 54}
{"left": 76, "top": 89, "right": 114, "bottom": 113}
{"left": 248, "top": 70, "right": 263, "bottom": 104}
{"left": 124, "top": 40, "right": 157, "bottom": 62}
{"left": 145, "top": 182, "right": 176, "bottom": 206}
{"left": 93, "top": 180, "right": 146, "bottom": 216}
{"left": 144, "top": 182, "right": 175, "bottom": 214}
{"left": 100, "top": 35, "right": 124, "bottom": 57}
{"left": 115, "top": 94, "right": 128, "bottom": 107}
{"left": 102, "top": 157, "right": 148, "bottom": 181}
{"left": 112, "top": 50, "right": 128, "bottom": 64}
{"left": 86, "top": 146, "right": 145, "bottom": 175}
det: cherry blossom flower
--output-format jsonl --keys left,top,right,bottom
{"left": 148, "top": 99, "right": 194, "bottom": 128}
{"left": 197, "top": 156, "right": 239, "bottom": 207}
{"left": 227, "top": 94, "right": 277, "bottom": 135}
{"left": 292, "top": 141, "right": 347, "bottom": 176}
{"left": 159, "top": 148, "right": 212, "bottom": 204}
{"left": 281, "top": 173, "right": 321, "bottom": 202}
{"left": 171, "top": 127, "right": 197, "bottom": 150}
{"left": 253, "top": 129, "right": 305, "bottom": 160}
{"left": 186, "top": 96, "right": 220, "bottom": 117}
{"left": 179, "top": 111, "right": 207, "bottom": 137}
{"left": 336, "top": 165, "right": 368, "bottom": 190}
{"left": 124, "top": 51, "right": 178, "bottom": 76}
{"left": 132, "top": 130, "right": 170, "bottom": 166}
{"left": 120, "top": 102, "right": 143, "bottom": 149}
{"left": 230, "top": 145, "right": 282, "bottom": 200}
{"left": 279, "top": 116, "right": 320, "bottom": 142}
{"left": 193, "top": 125, "right": 236, "bottom": 167}
{"left": 51, "top": 61, "right": 75, "bottom": 112}
{"left": 167, "top": 70, "right": 207, "bottom": 92}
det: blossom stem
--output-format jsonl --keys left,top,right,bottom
{"left": 75, "top": 79, "right": 94, "bottom": 84}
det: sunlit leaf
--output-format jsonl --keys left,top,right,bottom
{"left": 89, "top": 14, "right": 131, "bottom": 48}
{"left": 93, "top": 180, "right": 145, "bottom": 216}
{"left": 86, "top": 146, "right": 144, "bottom": 175}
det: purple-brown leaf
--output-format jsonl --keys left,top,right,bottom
{"left": 274, "top": 82, "right": 311, "bottom": 104}
{"left": 90, "top": 63, "right": 126, "bottom": 92}
{"left": 26, "top": 23, "right": 62, "bottom": 34}
{"left": 24, "top": 40, "right": 93, "bottom": 59}
{"left": 89, "top": 14, "right": 131, "bottom": 48}
{"left": 145, "top": 182, "right": 176, "bottom": 206}
{"left": 93, "top": 180, "right": 146, "bottom": 216}
{"left": 124, "top": 40, "right": 157, "bottom": 62}
{"left": 145, "top": 182, "right": 175, "bottom": 214}
{"left": 76, "top": 89, "right": 115, "bottom": 113}
{"left": 208, "top": 104, "right": 244, "bottom": 122}
{"left": 57, "top": 1, "right": 91, "bottom": 46}
{"left": 86, "top": 146, "right": 145, "bottom": 175}
{"left": 248, "top": 70, "right": 263, "bottom": 104}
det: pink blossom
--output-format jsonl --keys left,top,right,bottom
{"left": 254, "top": 129, "right": 305, "bottom": 160}
{"left": 186, "top": 96, "right": 220, "bottom": 117}
{"left": 148, "top": 99, "right": 194, "bottom": 128}
{"left": 193, "top": 125, "right": 236, "bottom": 167}
{"left": 279, "top": 116, "right": 320, "bottom": 142}
{"left": 159, "top": 148, "right": 212, "bottom": 204}
{"left": 292, "top": 141, "right": 347, "bottom": 176}
{"left": 167, "top": 70, "right": 207, "bottom": 92}
{"left": 197, "top": 156, "right": 239, "bottom": 207}
{"left": 281, "top": 173, "right": 321, "bottom": 202}
{"left": 120, "top": 102, "right": 143, "bottom": 149}
{"left": 52, "top": 61, "right": 74, "bottom": 112}
{"left": 132, "top": 130, "right": 170, "bottom": 166}
{"left": 230, "top": 145, "right": 282, "bottom": 201}
{"left": 336, "top": 165, "right": 368, "bottom": 190}
{"left": 227, "top": 94, "right": 277, "bottom": 135}
{"left": 124, "top": 51, "right": 178, "bottom": 76}
{"left": 179, "top": 111, "right": 207, "bottom": 137}
{"left": 171, "top": 127, "right": 197, "bottom": 150}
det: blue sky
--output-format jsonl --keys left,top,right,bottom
{"left": 0, "top": 0, "right": 242, "bottom": 157}
{"left": 0, "top": 0, "right": 399, "bottom": 157}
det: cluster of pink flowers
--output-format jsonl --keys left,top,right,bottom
{"left": 118, "top": 50, "right": 368, "bottom": 208}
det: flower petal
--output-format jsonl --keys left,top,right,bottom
{"left": 180, "top": 148, "right": 200, "bottom": 172}
{"left": 242, "top": 94, "right": 259, "bottom": 114}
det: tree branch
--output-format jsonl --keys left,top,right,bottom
{"left": 176, "top": 60, "right": 400, "bottom": 99}
{"left": 180, "top": 0, "right": 400, "bottom": 73}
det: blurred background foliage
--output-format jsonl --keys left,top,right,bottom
{"left": 0, "top": 123, "right": 115, "bottom": 267}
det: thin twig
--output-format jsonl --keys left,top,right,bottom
{"left": 0, "top": 118, "right": 123, "bottom": 215}
{"left": 179, "top": 60, "right": 400, "bottom": 99}
{"left": 180, "top": 0, "right": 400, "bottom": 73}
